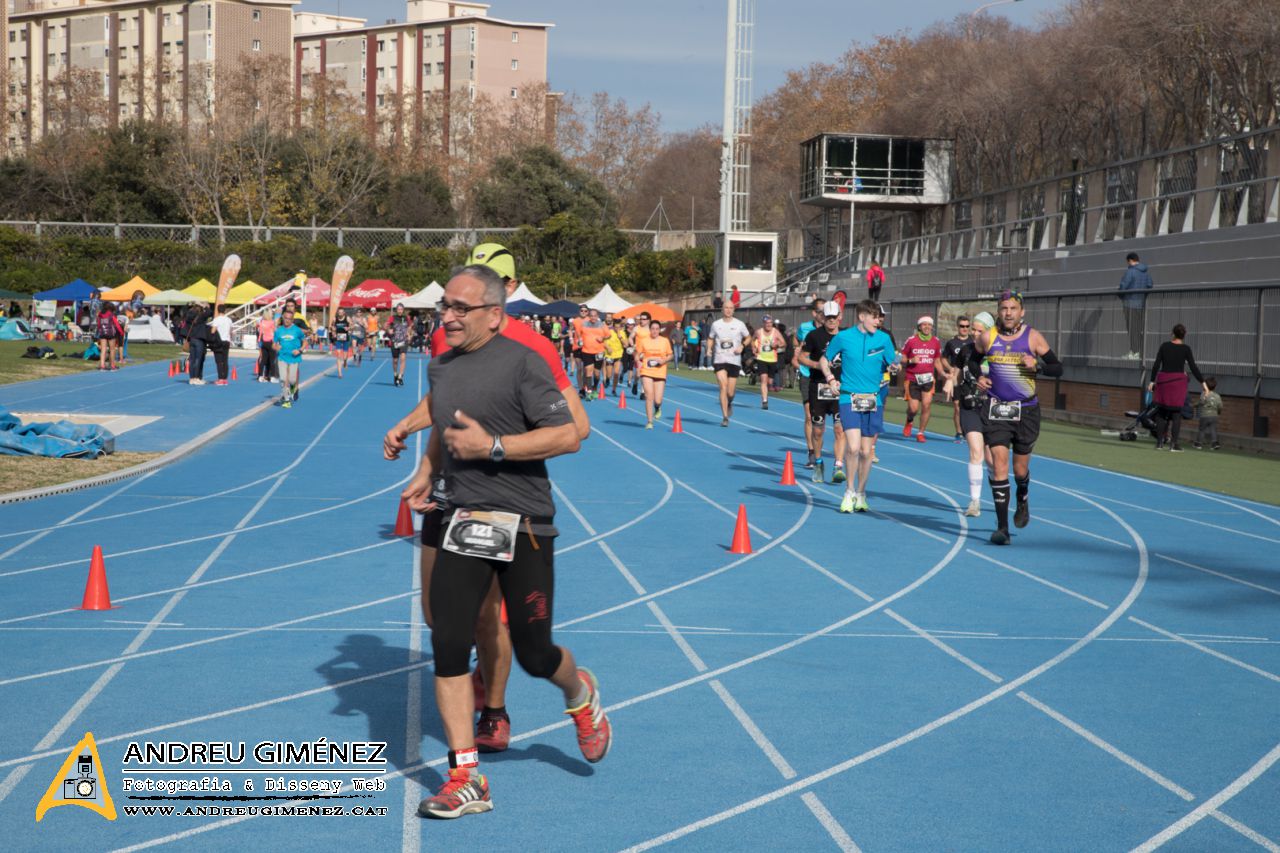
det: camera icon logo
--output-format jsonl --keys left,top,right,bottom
{"left": 36, "top": 734, "right": 117, "bottom": 822}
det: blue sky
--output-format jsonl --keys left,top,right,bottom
{"left": 299, "top": 0, "right": 1067, "bottom": 131}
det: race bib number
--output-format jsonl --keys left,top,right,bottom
{"left": 914, "top": 373, "right": 935, "bottom": 387}
{"left": 817, "top": 384, "right": 839, "bottom": 401}
{"left": 849, "top": 393, "right": 878, "bottom": 413}
{"left": 719, "top": 340, "right": 734, "bottom": 350}
{"left": 988, "top": 399, "right": 1022, "bottom": 422}
{"left": 443, "top": 510, "right": 520, "bottom": 562}
{"left": 761, "top": 342, "right": 773, "bottom": 353}
{"left": 646, "top": 358, "right": 663, "bottom": 368}
{"left": 594, "top": 353, "right": 604, "bottom": 363}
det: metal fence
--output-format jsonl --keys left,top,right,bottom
{"left": 0, "top": 221, "right": 720, "bottom": 257}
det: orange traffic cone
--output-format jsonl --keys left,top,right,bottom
{"left": 394, "top": 498, "right": 415, "bottom": 537}
{"left": 231, "top": 367, "right": 238, "bottom": 381}
{"left": 671, "top": 410, "right": 683, "bottom": 433}
{"left": 168, "top": 361, "right": 175, "bottom": 377}
{"left": 780, "top": 451, "right": 797, "bottom": 486}
{"left": 618, "top": 390, "right": 627, "bottom": 409}
{"left": 80, "top": 545, "right": 113, "bottom": 610}
{"left": 253, "top": 360, "right": 260, "bottom": 376}
{"left": 729, "top": 505, "right": 753, "bottom": 554}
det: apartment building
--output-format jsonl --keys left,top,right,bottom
{"left": 4, "top": 0, "right": 295, "bottom": 150}
{"left": 293, "top": 0, "right": 552, "bottom": 145}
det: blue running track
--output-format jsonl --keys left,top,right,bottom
{"left": 1, "top": 356, "right": 1277, "bottom": 851}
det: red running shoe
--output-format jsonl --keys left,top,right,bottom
{"left": 418, "top": 768, "right": 492, "bottom": 819}
{"left": 902, "top": 423, "right": 913, "bottom": 438}
{"left": 916, "top": 433, "right": 927, "bottom": 443}
{"left": 471, "top": 667, "right": 485, "bottom": 713}
{"left": 475, "top": 709, "right": 510, "bottom": 753}
{"left": 565, "top": 668, "right": 611, "bottom": 763}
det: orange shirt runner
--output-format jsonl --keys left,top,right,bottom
{"left": 638, "top": 334, "right": 673, "bottom": 380}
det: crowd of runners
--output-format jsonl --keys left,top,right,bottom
{"left": 363, "top": 240, "right": 1067, "bottom": 822}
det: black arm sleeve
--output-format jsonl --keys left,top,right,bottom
{"left": 1039, "top": 348, "right": 1063, "bottom": 378}
{"left": 1185, "top": 348, "right": 1205, "bottom": 384}
{"left": 1148, "top": 342, "right": 1166, "bottom": 383}
{"left": 965, "top": 344, "right": 985, "bottom": 379}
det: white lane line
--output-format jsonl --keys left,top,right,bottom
{"left": 617, "top": 485, "right": 1149, "bottom": 852}
{"left": 0, "top": 540, "right": 399, "bottom": 626}
{"left": 1156, "top": 553, "right": 1280, "bottom": 598}
{"left": 883, "top": 609, "right": 1004, "bottom": 684}
{"left": 0, "top": 472, "right": 156, "bottom": 560}
{"left": 105, "top": 620, "right": 183, "bottom": 627}
{"left": 0, "top": 589, "right": 418, "bottom": 688}
{"left": 1073, "top": 489, "right": 1280, "bottom": 543}
{"left": 800, "top": 792, "right": 863, "bottom": 853}
{"left": 675, "top": 479, "right": 773, "bottom": 539}
{"left": 708, "top": 679, "right": 796, "bottom": 778}
{"left": 401, "top": 377, "right": 425, "bottom": 853}
{"left": 1133, "top": 741, "right": 1280, "bottom": 852}
{"left": 966, "top": 549, "right": 1110, "bottom": 610}
{"left": 558, "top": 466, "right": 858, "bottom": 852}
{"left": 1208, "top": 812, "right": 1280, "bottom": 852}
{"left": 669, "top": 377, "right": 1280, "bottom": 528}
{"left": 1129, "top": 618, "right": 1280, "bottom": 684}
{"left": 0, "top": 475, "right": 286, "bottom": 805}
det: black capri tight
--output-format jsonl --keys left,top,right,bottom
{"left": 430, "top": 532, "right": 562, "bottom": 679}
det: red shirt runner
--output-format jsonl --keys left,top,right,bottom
{"left": 430, "top": 319, "right": 570, "bottom": 391}
{"left": 901, "top": 334, "right": 942, "bottom": 379}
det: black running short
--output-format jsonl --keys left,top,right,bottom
{"left": 755, "top": 359, "right": 780, "bottom": 377}
{"left": 420, "top": 508, "right": 444, "bottom": 548}
{"left": 981, "top": 401, "right": 1041, "bottom": 455}
{"left": 906, "top": 376, "right": 936, "bottom": 400}
{"left": 798, "top": 374, "right": 811, "bottom": 402}
{"left": 390, "top": 344, "right": 407, "bottom": 359}
{"left": 430, "top": 531, "right": 562, "bottom": 680}
{"left": 809, "top": 396, "right": 840, "bottom": 424}
{"left": 714, "top": 362, "right": 741, "bottom": 378}
{"left": 959, "top": 405, "right": 984, "bottom": 436}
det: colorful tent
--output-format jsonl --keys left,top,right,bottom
{"left": 33, "top": 279, "right": 99, "bottom": 303}
{"left": 225, "top": 281, "right": 268, "bottom": 305}
{"left": 101, "top": 276, "right": 159, "bottom": 301}
{"left": 255, "top": 277, "right": 331, "bottom": 306}
{"left": 585, "top": 284, "right": 633, "bottom": 314}
{"left": 506, "top": 282, "right": 546, "bottom": 305}
{"left": 616, "top": 302, "right": 678, "bottom": 323}
{"left": 538, "top": 300, "right": 584, "bottom": 318}
{"left": 145, "top": 289, "right": 199, "bottom": 306}
{"left": 0, "top": 288, "right": 31, "bottom": 302}
{"left": 0, "top": 318, "right": 33, "bottom": 340}
{"left": 341, "top": 280, "right": 409, "bottom": 309}
{"left": 182, "top": 279, "right": 217, "bottom": 302}
{"left": 505, "top": 299, "right": 546, "bottom": 317}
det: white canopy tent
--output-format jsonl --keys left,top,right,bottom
{"left": 145, "top": 289, "right": 198, "bottom": 306}
{"left": 126, "top": 314, "right": 175, "bottom": 343}
{"left": 506, "top": 282, "right": 546, "bottom": 305}
{"left": 584, "top": 284, "right": 633, "bottom": 314}
{"left": 397, "top": 281, "right": 444, "bottom": 309}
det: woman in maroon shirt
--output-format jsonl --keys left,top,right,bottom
{"left": 1147, "top": 323, "right": 1204, "bottom": 452}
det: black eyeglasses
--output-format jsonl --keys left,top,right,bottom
{"left": 439, "top": 300, "right": 498, "bottom": 317}
{"left": 958, "top": 323, "right": 970, "bottom": 329}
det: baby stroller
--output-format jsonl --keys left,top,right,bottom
{"left": 1118, "top": 399, "right": 1160, "bottom": 442}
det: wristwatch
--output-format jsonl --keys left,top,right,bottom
{"left": 489, "top": 434, "right": 506, "bottom": 463}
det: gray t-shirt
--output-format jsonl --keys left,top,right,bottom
{"left": 428, "top": 334, "right": 572, "bottom": 536}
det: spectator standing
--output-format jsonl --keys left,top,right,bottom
{"left": 699, "top": 313, "right": 713, "bottom": 369}
{"left": 1147, "top": 323, "right": 1204, "bottom": 452}
{"left": 257, "top": 313, "right": 278, "bottom": 382}
{"left": 94, "top": 302, "right": 124, "bottom": 371}
{"left": 208, "top": 305, "right": 233, "bottom": 385}
{"left": 730, "top": 285, "right": 741, "bottom": 308}
{"left": 1119, "top": 251, "right": 1153, "bottom": 359}
{"left": 1193, "top": 377, "right": 1223, "bottom": 450}
{"left": 866, "top": 260, "right": 886, "bottom": 302}
{"left": 683, "top": 318, "right": 701, "bottom": 369}
{"left": 187, "top": 304, "right": 211, "bottom": 385}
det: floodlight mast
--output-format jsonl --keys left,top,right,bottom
{"left": 718, "top": 0, "right": 755, "bottom": 234}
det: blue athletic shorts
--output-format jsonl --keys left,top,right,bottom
{"left": 838, "top": 403, "right": 884, "bottom": 436}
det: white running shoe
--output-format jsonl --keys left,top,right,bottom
{"left": 965, "top": 499, "right": 981, "bottom": 517}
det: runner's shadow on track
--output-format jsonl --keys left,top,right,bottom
{"left": 315, "top": 634, "right": 444, "bottom": 790}
{"left": 481, "top": 743, "right": 594, "bottom": 777}
{"left": 873, "top": 491, "right": 956, "bottom": 513}
{"left": 742, "top": 485, "right": 812, "bottom": 507}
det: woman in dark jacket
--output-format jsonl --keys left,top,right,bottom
{"left": 1147, "top": 323, "right": 1204, "bottom": 452}
{"left": 187, "top": 304, "right": 212, "bottom": 385}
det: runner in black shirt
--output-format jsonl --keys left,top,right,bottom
{"left": 388, "top": 303, "right": 413, "bottom": 386}
{"left": 798, "top": 302, "right": 847, "bottom": 484}
{"left": 941, "top": 311, "right": 993, "bottom": 517}
{"left": 941, "top": 316, "right": 973, "bottom": 441}
{"left": 331, "top": 309, "right": 351, "bottom": 378}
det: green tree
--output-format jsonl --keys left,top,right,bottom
{"left": 473, "top": 146, "right": 618, "bottom": 228}
{"left": 364, "top": 170, "right": 456, "bottom": 228}
{"left": 84, "top": 121, "right": 183, "bottom": 223}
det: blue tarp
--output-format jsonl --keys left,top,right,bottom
{"left": 33, "top": 279, "right": 99, "bottom": 303}
{"left": 0, "top": 408, "right": 114, "bottom": 458}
